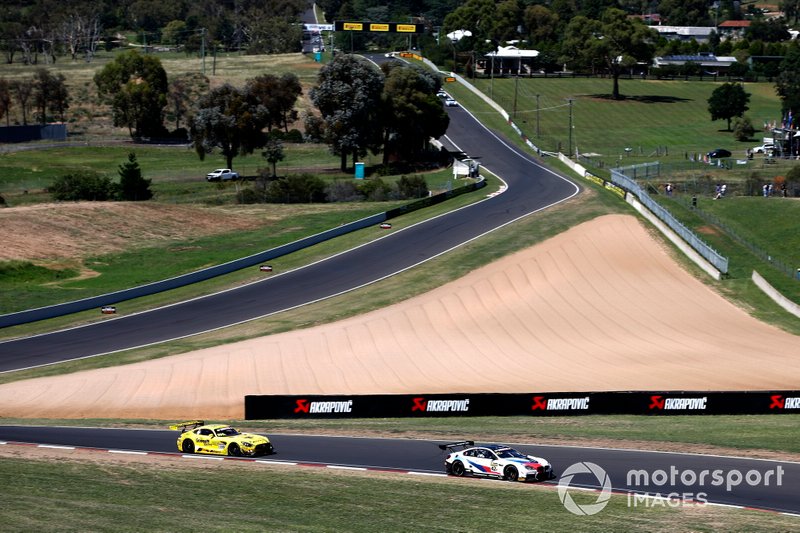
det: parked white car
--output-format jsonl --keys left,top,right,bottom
{"left": 206, "top": 168, "right": 239, "bottom": 181}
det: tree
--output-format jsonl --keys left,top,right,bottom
{"left": 94, "top": 50, "right": 169, "bottom": 138}
{"left": 776, "top": 42, "right": 800, "bottom": 117}
{"left": 11, "top": 78, "right": 33, "bottom": 125}
{"left": 32, "top": 68, "right": 69, "bottom": 124}
{"left": 0, "top": 78, "right": 12, "bottom": 126}
{"left": 190, "top": 83, "right": 267, "bottom": 170}
{"left": 379, "top": 63, "right": 449, "bottom": 164}
{"left": 167, "top": 72, "right": 209, "bottom": 131}
{"left": 117, "top": 152, "right": 153, "bottom": 201}
{"left": 262, "top": 137, "right": 285, "bottom": 177}
{"left": 310, "top": 54, "right": 384, "bottom": 171}
{"left": 246, "top": 73, "right": 302, "bottom": 132}
{"left": 708, "top": 82, "right": 750, "bottom": 131}
{"left": 561, "top": 9, "right": 657, "bottom": 100}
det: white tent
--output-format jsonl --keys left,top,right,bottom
{"left": 446, "top": 29, "right": 472, "bottom": 42}
{"left": 486, "top": 45, "right": 540, "bottom": 59}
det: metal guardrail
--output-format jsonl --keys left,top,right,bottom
{"left": 0, "top": 178, "right": 486, "bottom": 328}
{"left": 610, "top": 166, "right": 729, "bottom": 274}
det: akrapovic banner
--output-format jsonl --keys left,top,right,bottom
{"left": 244, "top": 391, "right": 800, "bottom": 419}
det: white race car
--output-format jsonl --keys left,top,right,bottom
{"left": 440, "top": 441, "right": 556, "bottom": 482}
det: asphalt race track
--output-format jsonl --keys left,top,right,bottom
{"left": 0, "top": 426, "right": 797, "bottom": 515}
{"left": 0, "top": 76, "right": 578, "bottom": 372}
{"left": 3, "top": 55, "right": 796, "bottom": 516}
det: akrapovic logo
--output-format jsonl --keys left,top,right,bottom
{"left": 411, "top": 397, "right": 470, "bottom": 412}
{"left": 770, "top": 395, "right": 800, "bottom": 410}
{"left": 532, "top": 396, "right": 590, "bottom": 411}
{"left": 649, "top": 395, "right": 707, "bottom": 410}
{"left": 294, "top": 399, "right": 353, "bottom": 414}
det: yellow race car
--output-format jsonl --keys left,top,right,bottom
{"left": 170, "top": 421, "right": 275, "bottom": 457}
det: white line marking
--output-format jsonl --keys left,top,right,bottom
{"left": 108, "top": 450, "right": 147, "bottom": 455}
{"left": 705, "top": 502, "right": 745, "bottom": 510}
{"left": 255, "top": 460, "right": 298, "bottom": 466}
{"left": 182, "top": 454, "right": 223, "bottom": 461}
{"left": 327, "top": 465, "right": 367, "bottom": 471}
{"left": 38, "top": 444, "right": 74, "bottom": 450}
{"left": 408, "top": 471, "right": 447, "bottom": 477}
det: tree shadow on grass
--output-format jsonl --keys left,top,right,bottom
{"left": 587, "top": 94, "right": 692, "bottom": 104}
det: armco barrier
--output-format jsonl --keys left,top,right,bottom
{"left": 244, "top": 391, "right": 800, "bottom": 419}
{"left": 0, "top": 178, "right": 485, "bottom": 328}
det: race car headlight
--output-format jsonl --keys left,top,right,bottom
{"left": 241, "top": 441, "right": 252, "bottom": 447}
{"left": 525, "top": 465, "right": 537, "bottom": 471}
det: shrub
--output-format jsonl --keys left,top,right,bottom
{"left": 236, "top": 187, "right": 261, "bottom": 204}
{"left": 358, "top": 178, "right": 392, "bottom": 201}
{"left": 733, "top": 116, "right": 756, "bottom": 141}
{"left": 50, "top": 171, "right": 115, "bottom": 201}
{"left": 326, "top": 180, "right": 364, "bottom": 202}
{"left": 264, "top": 173, "right": 327, "bottom": 203}
{"left": 395, "top": 174, "right": 429, "bottom": 199}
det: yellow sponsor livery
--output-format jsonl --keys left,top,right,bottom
{"left": 170, "top": 420, "right": 275, "bottom": 457}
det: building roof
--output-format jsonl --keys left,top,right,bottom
{"left": 486, "top": 45, "right": 540, "bottom": 58}
{"left": 718, "top": 20, "right": 751, "bottom": 28}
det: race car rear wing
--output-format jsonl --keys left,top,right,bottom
{"left": 438, "top": 440, "right": 474, "bottom": 451}
{"left": 169, "top": 420, "right": 205, "bottom": 432}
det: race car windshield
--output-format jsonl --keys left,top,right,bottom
{"left": 215, "top": 428, "right": 240, "bottom": 436}
{"left": 495, "top": 448, "right": 527, "bottom": 459}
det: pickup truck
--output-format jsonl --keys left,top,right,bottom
{"left": 206, "top": 168, "right": 239, "bottom": 181}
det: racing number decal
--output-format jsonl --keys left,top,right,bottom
{"left": 491, "top": 461, "right": 500, "bottom": 472}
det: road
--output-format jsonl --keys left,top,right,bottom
{"left": 1, "top": 425, "right": 797, "bottom": 515}
{"left": 0, "top": 78, "right": 578, "bottom": 372}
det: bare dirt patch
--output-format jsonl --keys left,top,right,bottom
{"left": 696, "top": 225, "right": 722, "bottom": 236}
{"left": 0, "top": 202, "right": 266, "bottom": 263}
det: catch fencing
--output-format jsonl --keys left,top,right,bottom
{"left": 611, "top": 163, "right": 729, "bottom": 274}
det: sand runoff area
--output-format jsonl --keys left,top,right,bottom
{"left": 1, "top": 214, "right": 799, "bottom": 419}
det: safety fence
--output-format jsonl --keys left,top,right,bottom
{"left": 244, "top": 390, "right": 800, "bottom": 419}
{"left": 0, "top": 177, "right": 485, "bottom": 328}
{"left": 610, "top": 164, "right": 729, "bottom": 274}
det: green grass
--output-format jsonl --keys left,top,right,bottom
{"left": 4, "top": 453, "right": 796, "bottom": 532}
{"left": 463, "top": 76, "right": 782, "bottom": 161}
{"left": 650, "top": 194, "right": 800, "bottom": 327}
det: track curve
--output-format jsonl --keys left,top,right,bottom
{"left": 0, "top": 82, "right": 578, "bottom": 372}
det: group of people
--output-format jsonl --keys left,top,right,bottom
{"left": 763, "top": 182, "right": 789, "bottom": 197}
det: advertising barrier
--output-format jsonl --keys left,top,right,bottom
{"left": 244, "top": 391, "right": 800, "bottom": 419}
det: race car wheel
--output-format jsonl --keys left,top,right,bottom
{"left": 503, "top": 466, "right": 519, "bottom": 482}
{"left": 181, "top": 439, "right": 195, "bottom": 454}
{"left": 227, "top": 444, "right": 242, "bottom": 457}
{"left": 451, "top": 460, "right": 466, "bottom": 477}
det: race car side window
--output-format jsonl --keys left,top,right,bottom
{"left": 463, "top": 449, "right": 476, "bottom": 457}
{"left": 197, "top": 428, "right": 213, "bottom": 436}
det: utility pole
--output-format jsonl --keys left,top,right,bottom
{"left": 200, "top": 28, "right": 206, "bottom": 75}
{"left": 567, "top": 98, "right": 574, "bottom": 157}
{"left": 490, "top": 54, "right": 494, "bottom": 101}
{"left": 513, "top": 73, "right": 519, "bottom": 118}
